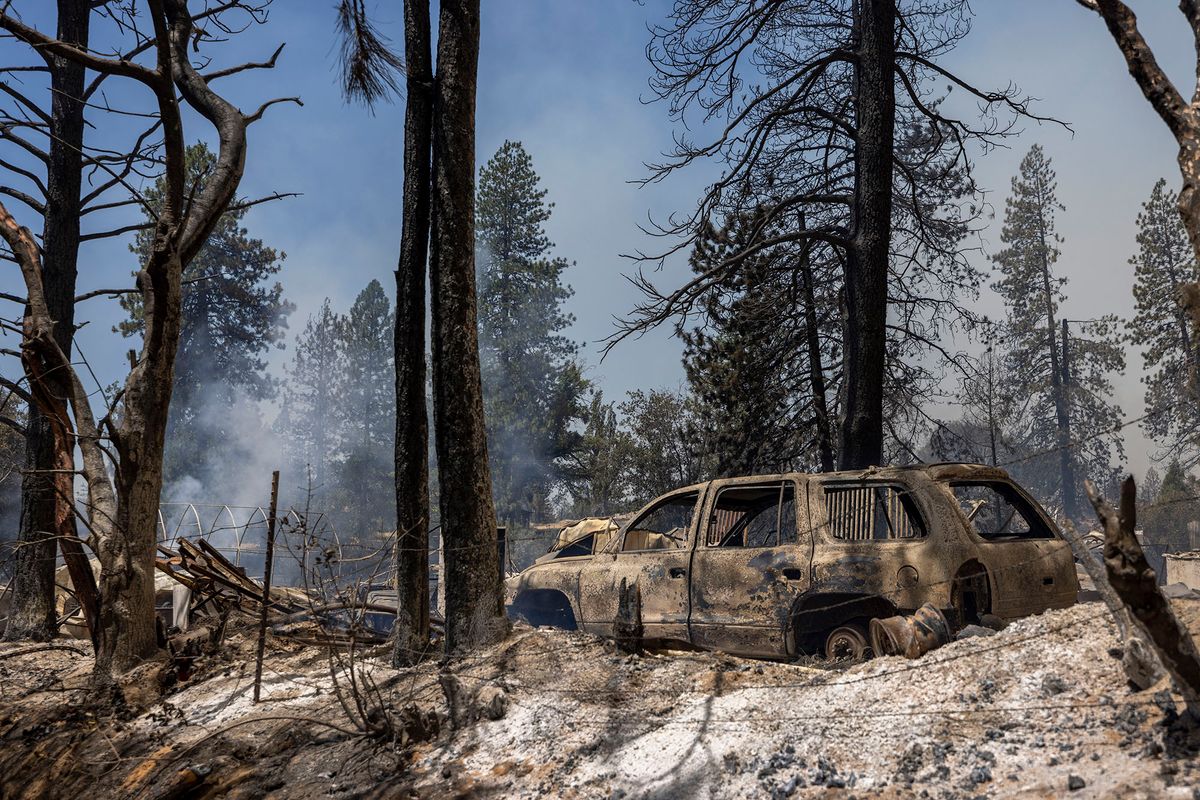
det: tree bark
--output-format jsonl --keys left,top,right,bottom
{"left": 1079, "top": 0, "right": 1200, "bottom": 342}
{"left": 0, "top": 0, "right": 274, "bottom": 684}
{"left": 1057, "top": 317, "right": 1077, "bottom": 520}
{"left": 838, "top": 0, "right": 895, "bottom": 471}
{"left": 797, "top": 235, "right": 834, "bottom": 473}
{"left": 393, "top": 0, "right": 434, "bottom": 667}
{"left": 429, "top": 0, "right": 505, "bottom": 652}
{"left": 1087, "top": 477, "right": 1200, "bottom": 712}
{"left": 5, "top": 0, "right": 90, "bottom": 643}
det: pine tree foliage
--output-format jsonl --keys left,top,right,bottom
{"left": 123, "top": 142, "right": 293, "bottom": 486}
{"left": 682, "top": 208, "right": 841, "bottom": 476}
{"left": 992, "top": 145, "right": 1124, "bottom": 517}
{"left": 275, "top": 283, "right": 398, "bottom": 537}
{"left": 1129, "top": 178, "right": 1200, "bottom": 469}
{"left": 559, "top": 391, "right": 635, "bottom": 517}
{"left": 476, "top": 140, "right": 587, "bottom": 525}
{"left": 277, "top": 299, "right": 345, "bottom": 493}
{"left": 619, "top": 389, "right": 713, "bottom": 507}
{"left": 335, "top": 279, "right": 396, "bottom": 535}
{"left": 1141, "top": 460, "right": 1200, "bottom": 553}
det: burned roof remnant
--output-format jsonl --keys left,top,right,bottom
{"left": 506, "top": 463, "right": 1079, "bottom": 660}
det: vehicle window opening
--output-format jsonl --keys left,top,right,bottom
{"left": 622, "top": 492, "right": 698, "bottom": 551}
{"left": 707, "top": 483, "right": 796, "bottom": 548}
{"left": 824, "top": 484, "right": 926, "bottom": 541}
{"left": 555, "top": 533, "right": 594, "bottom": 558}
{"left": 949, "top": 481, "right": 1053, "bottom": 541}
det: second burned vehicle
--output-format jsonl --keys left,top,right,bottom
{"left": 506, "top": 464, "right": 1079, "bottom": 659}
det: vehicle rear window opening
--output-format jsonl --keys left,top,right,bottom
{"left": 824, "top": 484, "right": 927, "bottom": 541}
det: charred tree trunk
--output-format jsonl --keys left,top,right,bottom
{"left": 429, "top": 0, "right": 505, "bottom": 652}
{"left": 2, "top": 0, "right": 289, "bottom": 683}
{"left": 5, "top": 0, "right": 89, "bottom": 643}
{"left": 95, "top": 250, "right": 185, "bottom": 678}
{"left": 1034, "top": 200, "right": 1076, "bottom": 521}
{"left": 798, "top": 237, "right": 834, "bottom": 473}
{"left": 1086, "top": 477, "right": 1200, "bottom": 712}
{"left": 838, "top": 0, "right": 895, "bottom": 471}
{"left": 1079, "top": 0, "right": 1200, "bottom": 341}
{"left": 393, "top": 0, "right": 434, "bottom": 667}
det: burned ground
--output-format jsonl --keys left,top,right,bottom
{"left": 1, "top": 598, "right": 1199, "bottom": 798}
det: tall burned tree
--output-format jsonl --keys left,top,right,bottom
{"left": 0, "top": 0, "right": 90, "bottom": 642}
{"left": 338, "top": 0, "right": 503, "bottom": 656}
{"left": 429, "top": 0, "right": 505, "bottom": 650}
{"left": 391, "top": 0, "right": 434, "bottom": 665}
{"left": 338, "top": 0, "right": 436, "bottom": 665}
{"left": 618, "top": 0, "right": 1044, "bottom": 469}
{"left": 992, "top": 145, "right": 1125, "bottom": 519}
{"left": 1130, "top": 179, "right": 1200, "bottom": 467}
{"left": 0, "top": 0, "right": 297, "bottom": 683}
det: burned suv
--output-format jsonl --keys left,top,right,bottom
{"left": 506, "top": 463, "right": 1078, "bottom": 659}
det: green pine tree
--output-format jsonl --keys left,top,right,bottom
{"left": 277, "top": 299, "right": 345, "bottom": 494}
{"left": 1141, "top": 460, "right": 1200, "bottom": 553}
{"left": 1130, "top": 178, "right": 1200, "bottom": 469}
{"left": 122, "top": 142, "right": 293, "bottom": 489}
{"left": 334, "top": 279, "right": 396, "bottom": 537}
{"left": 559, "top": 390, "right": 634, "bottom": 517}
{"left": 682, "top": 207, "right": 839, "bottom": 476}
{"left": 992, "top": 145, "right": 1125, "bottom": 519}
{"left": 476, "top": 141, "right": 587, "bottom": 527}
{"left": 619, "top": 388, "right": 712, "bottom": 507}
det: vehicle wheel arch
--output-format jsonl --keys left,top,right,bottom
{"left": 787, "top": 591, "right": 898, "bottom": 656}
{"left": 508, "top": 588, "right": 579, "bottom": 631}
{"left": 950, "top": 559, "right": 992, "bottom": 626}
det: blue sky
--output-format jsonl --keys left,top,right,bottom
{"left": 1, "top": 0, "right": 1195, "bottom": 478}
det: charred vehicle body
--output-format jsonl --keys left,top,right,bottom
{"left": 506, "top": 464, "right": 1078, "bottom": 659}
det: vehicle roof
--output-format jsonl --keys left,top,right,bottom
{"left": 707, "top": 462, "right": 1011, "bottom": 483}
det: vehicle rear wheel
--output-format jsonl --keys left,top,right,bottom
{"left": 825, "top": 623, "right": 873, "bottom": 661}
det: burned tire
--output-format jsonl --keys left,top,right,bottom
{"left": 825, "top": 622, "right": 873, "bottom": 661}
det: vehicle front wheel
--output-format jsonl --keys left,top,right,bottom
{"left": 825, "top": 623, "right": 873, "bottom": 661}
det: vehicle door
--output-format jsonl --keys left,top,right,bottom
{"left": 576, "top": 487, "right": 703, "bottom": 644}
{"left": 688, "top": 477, "right": 811, "bottom": 658}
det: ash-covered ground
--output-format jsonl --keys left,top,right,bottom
{"left": 2, "top": 599, "right": 1199, "bottom": 799}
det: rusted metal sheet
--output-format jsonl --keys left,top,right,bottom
{"left": 506, "top": 463, "right": 1080, "bottom": 660}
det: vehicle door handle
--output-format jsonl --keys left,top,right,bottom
{"left": 669, "top": 567, "right": 687, "bottom": 579}
{"left": 782, "top": 568, "right": 804, "bottom": 581}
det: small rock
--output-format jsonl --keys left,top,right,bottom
{"left": 956, "top": 625, "right": 996, "bottom": 641}
{"left": 979, "top": 614, "right": 1007, "bottom": 631}
{"left": 966, "top": 766, "right": 992, "bottom": 787}
{"left": 1067, "top": 775, "right": 1085, "bottom": 791}
{"left": 473, "top": 685, "right": 509, "bottom": 721}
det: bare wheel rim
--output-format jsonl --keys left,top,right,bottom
{"left": 826, "top": 624, "right": 872, "bottom": 660}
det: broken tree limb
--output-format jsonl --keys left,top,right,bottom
{"left": 1086, "top": 477, "right": 1200, "bottom": 713}
{"left": 1060, "top": 517, "right": 1165, "bottom": 689}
